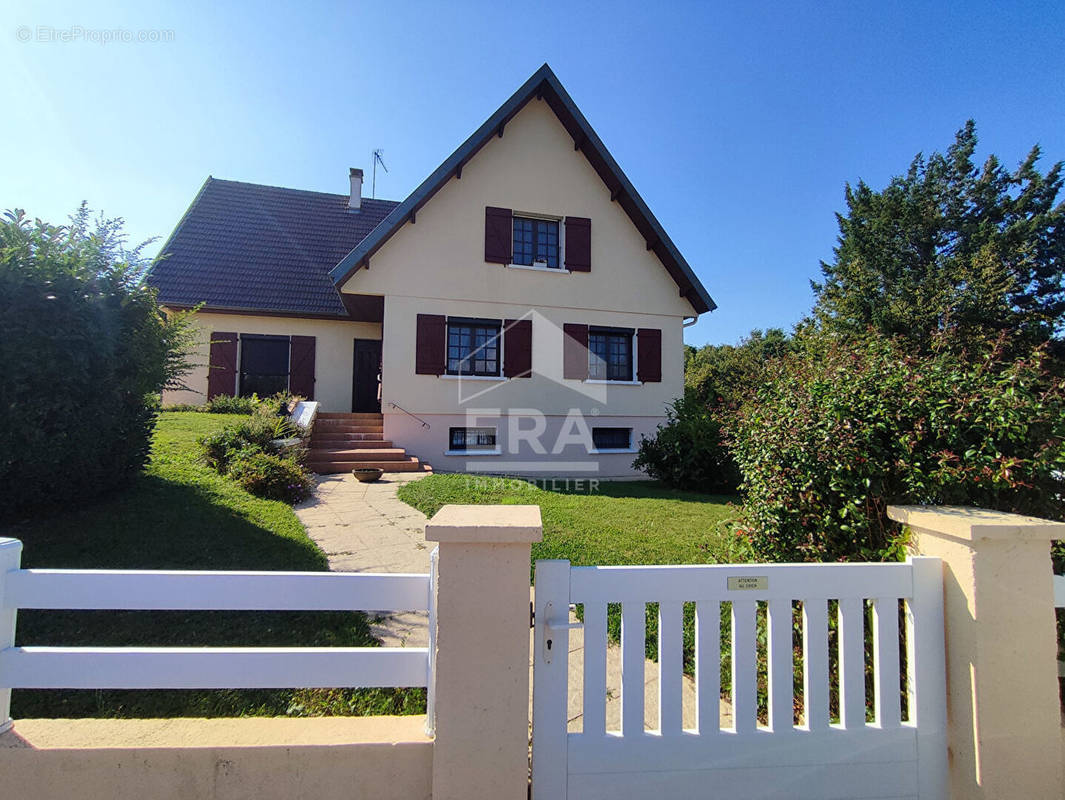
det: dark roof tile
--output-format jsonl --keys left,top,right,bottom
{"left": 146, "top": 178, "right": 398, "bottom": 316}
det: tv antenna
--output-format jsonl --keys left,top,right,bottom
{"left": 372, "top": 149, "right": 389, "bottom": 198}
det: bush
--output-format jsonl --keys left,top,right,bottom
{"left": 199, "top": 413, "right": 299, "bottom": 473}
{"left": 206, "top": 394, "right": 262, "bottom": 414}
{"left": 725, "top": 331, "right": 1065, "bottom": 562}
{"left": 0, "top": 207, "right": 196, "bottom": 517}
{"left": 632, "top": 393, "right": 740, "bottom": 492}
{"left": 227, "top": 451, "right": 314, "bottom": 504}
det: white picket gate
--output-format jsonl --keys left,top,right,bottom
{"left": 531, "top": 557, "right": 948, "bottom": 800}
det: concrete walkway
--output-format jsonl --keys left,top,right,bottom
{"left": 295, "top": 472, "right": 432, "bottom": 647}
{"left": 296, "top": 472, "right": 731, "bottom": 729}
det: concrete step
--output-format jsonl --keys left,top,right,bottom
{"left": 312, "top": 425, "right": 384, "bottom": 434}
{"left": 316, "top": 412, "right": 383, "bottom": 420}
{"left": 309, "top": 432, "right": 387, "bottom": 441}
{"left": 307, "top": 448, "right": 410, "bottom": 461}
{"left": 309, "top": 439, "right": 394, "bottom": 449}
{"left": 307, "top": 457, "right": 430, "bottom": 474}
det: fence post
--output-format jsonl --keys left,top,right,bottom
{"left": 889, "top": 506, "right": 1065, "bottom": 799}
{"left": 0, "top": 538, "right": 22, "bottom": 735}
{"left": 424, "top": 504, "right": 543, "bottom": 800}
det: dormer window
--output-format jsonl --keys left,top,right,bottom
{"left": 512, "top": 216, "right": 559, "bottom": 268}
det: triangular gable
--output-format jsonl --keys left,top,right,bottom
{"left": 329, "top": 64, "right": 716, "bottom": 315}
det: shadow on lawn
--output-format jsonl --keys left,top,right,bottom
{"left": 548, "top": 478, "right": 738, "bottom": 506}
{"left": 5, "top": 472, "right": 425, "bottom": 719}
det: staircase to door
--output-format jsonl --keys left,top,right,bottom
{"left": 306, "top": 413, "right": 432, "bottom": 474}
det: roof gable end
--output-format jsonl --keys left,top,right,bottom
{"left": 329, "top": 64, "right": 716, "bottom": 315}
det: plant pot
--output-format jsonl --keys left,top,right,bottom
{"left": 352, "top": 467, "right": 384, "bottom": 483}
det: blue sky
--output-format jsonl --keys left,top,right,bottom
{"left": 3, "top": 1, "right": 1063, "bottom": 346}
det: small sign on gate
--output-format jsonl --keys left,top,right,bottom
{"left": 727, "top": 575, "right": 768, "bottom": 591}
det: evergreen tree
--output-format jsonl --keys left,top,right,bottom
{"left": 812, "top": 121, "right": 1065, "bottom": 348}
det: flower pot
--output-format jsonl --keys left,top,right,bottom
{"left": 352, "top": 467, "right": 384, "bottom": 483}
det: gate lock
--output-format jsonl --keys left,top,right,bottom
{"left": 540, "top": 601, "right": 583, "bottom": 664}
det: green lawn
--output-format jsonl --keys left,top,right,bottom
{"left": 3, "top": 411, "right": 424, "bottom": 718}
{"left": 397, "top": 474, "right": 746, "bottom": 571}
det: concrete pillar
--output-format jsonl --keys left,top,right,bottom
{"left": 0, "top": 537, "right": 22, "bottom": 734}
{"left": 425, "top": 504, "right": 542, "bottom": 800}
{"left": 888, "top": 506, "right": 1065, "bottom": 799}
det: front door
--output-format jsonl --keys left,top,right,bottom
{"left": 352, "top": 338, "right": 382, "bottom": 413}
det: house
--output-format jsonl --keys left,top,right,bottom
{"left": 148, "top": 64, "right": 715, "bottom": 478}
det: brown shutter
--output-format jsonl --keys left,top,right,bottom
{"left": 288, "top": 335, "right": 316, "bottom": 399}
{"left": 563, "top": 323, "right": 589, "bottom": 380}
{"left": 485, "top": 207, "right": 512, "bottom": 264}
{"left": 564, "top": 216, "right": 591, "bottom": 272}
{"left": 415, "top": 314, "right": 447, "bottom": 375}
{"left": 503, "top": 318, "right": 532, "bottom": 378}
{"left": 636, "top": 328, "right": 662, "bottom": 383}
{"left": 206, "top": 331, "right": 238, "bottom": 399}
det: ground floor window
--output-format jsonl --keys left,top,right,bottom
{"left": 240, "top": 335, "right": 289, "bottom": 397}
{"left": 449, "top": 427, "right": 498, "bottom": 452}
{"left": 591, "top": 427, "right": 632, "bottom": 450}
{"left": 588, "top": 327, "right": 633, "bottom": 381}
{"left": 447, "top": 318, "right": 501, "bottom": 376}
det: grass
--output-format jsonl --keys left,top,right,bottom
{"left": 397, "top": 473, "right": 747, "bottom": 572}
{"left": 3, "top": 412, "right": 425, "bottom": 719}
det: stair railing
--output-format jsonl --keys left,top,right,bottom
{"left": 388, "top": 402, "right": 430, "bottom": 430}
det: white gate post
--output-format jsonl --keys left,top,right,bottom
{"left": 531, "top": 559, "right": 571, "bottom": 800}
{"left": 0, "top": 538, "right": 22, "bottom": 734}
{"left": 907, "top": 555, "right": 948, "bottom": 799}
{"left": 891, "top": 506, "right": 1065, "bottom": 799}
{"left": 424, "top": 505, "right": 543, "bottom": 800}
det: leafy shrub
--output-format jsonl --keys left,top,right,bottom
{"left": 0, "top": 207, "right": 196, "bottom": 517}
{"left": 725, "top": 331, "right": 1065, "bottom": 562}
{"left": 161, "top": 403, "right": 205, "bottom": 412}
{"left": 633, "top": 393, "right": 740, "bottom": 492}
{"left": 199, "top": 413, "right": 299, "bottom": 473}
{"left": 206, "top": 394, "right": 261, "bottom": 414}
{"left": 227, "top": 451, "right": 314, "bottom": 504}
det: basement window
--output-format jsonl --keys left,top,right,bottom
{"left": 591, "top": 427, "right": 632, "bottom": 451}
{"left": 448, "top": 427, "right": 498, "bottom": 452}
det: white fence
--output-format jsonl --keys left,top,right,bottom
{"left": 532, "top": 557, "right": 948, "bottom": 800}
{"left": 0, "top": 538, "right": 432, "bottom": 730}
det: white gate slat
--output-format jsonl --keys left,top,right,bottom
{"left": 907, "top": 557, "right": 948, "bottom": 798}
{"left": 532, "top": 560, "right": 571, "bottom": 800}
{"left": 569, "top": 563, "right": 912, "bottom": 604}
{"left": 873, "top": 596, "right": 902, "bottom": 728}
{"left": 695, "top": 599, "right": 720, "bottom": 735}
{"left": 620, "top": 601, "right": 645, "bottom": 736}
{"left": 802, "top": 598, "right": 830, "bottom": 731}
{"left": 582, "top": 602, "right": 608, "bottom": 738}
{"left": 838, "top": 597, "right": 867, "bottom": 729}
{"left": 767, "top": 597, "right": 794, "bottom": 733}
{"left": 0, "top": 646, "right": 427, "bottom": 689}
{"left": 731, "top": 598, "right": 757, "bottom": 734}
{"left": 657, "top": 600, "right": 683, "bottom": 736}
{"left": 3, "top": 569, "right": 431, "bottom": 611}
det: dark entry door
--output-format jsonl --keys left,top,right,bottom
{"left": 352, "top": 338, "right": 382, "bottom": 413}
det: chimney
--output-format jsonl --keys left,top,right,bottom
{"left": 348, "top": 167, "right": 363, "bottom": 211}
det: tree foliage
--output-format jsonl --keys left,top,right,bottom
{"left": 725, "top": 331, "right": 1065, "bottom": 562}
{"left": 812, "top": 121, "right": 1065, "bottom": 350}
{"left": 0, "top": 206, "right": 198, "bottom": 516}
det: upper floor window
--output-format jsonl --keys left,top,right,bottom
{"left": 513, "top": 216, "right": 560, "bottom": 268}
{"left": 447, "top": 318, "right": 501, "bottom": 376}
{"left": 588, "top": 327, "right": 633, "bottom": 381}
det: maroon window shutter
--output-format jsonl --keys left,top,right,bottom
{"left": 288, "top": 335, "right": 316, "bottom": 399}
{"left": 485, "top": 207, "right": 513, "bottom": 264}
{"left": 415, "top": 314, "right": 446, "bottom": 375}
{"left": 564, "top": 216, "right": 591, "bottom": 272}
{"left": 206, "top": 331, "right": 238, "bottom": 399}
{"left": 503, "top": 318, "right": 532, "bottom": 378}
{"left": 563, "top": 323, "right": 589, "bottom": 380}
{"left": 636, "top": 328, "right": 662, "bottom": 383}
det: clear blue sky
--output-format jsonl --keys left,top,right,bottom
{"left": 4, "top": 1, "right": 1063, "bottom": 346}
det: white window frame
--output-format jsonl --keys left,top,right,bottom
{"left": 444, "top": 425, "right": 502, "bottom": 456}
{"left": 584, "top": 327, "right": 641, "bottom": 385}
{"left": 506, "top": 211, "right": 568, "bottom": 273}
{"left": 589, "top": 427, "right": 637, "bottom": 454}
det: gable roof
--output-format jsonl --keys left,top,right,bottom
{"left": 147, "top": 178, "right": 398, "bottom": 317}
{"left": 330, "top": 63, "right": 716, "bottom": 315}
